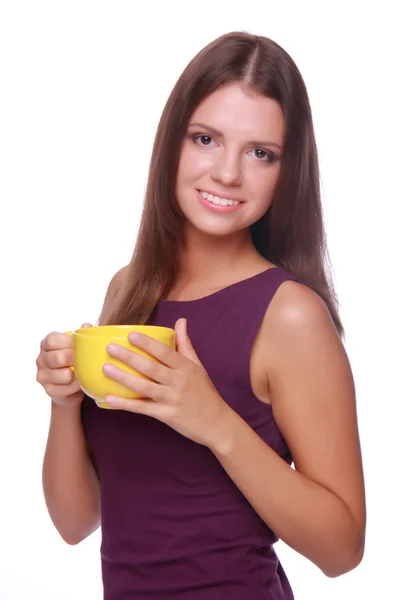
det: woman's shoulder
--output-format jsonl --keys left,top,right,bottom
{"left": 98, "top": 265, "right": 130, "bottom": 324}
{"left": 268, "top": 277, "right": 333, "bottom": 334}
{"left": 108, "top": 265, "right": 130, "bottom": 293}
{"left": 261, "top": 277, "right": 345, "bottom": 383}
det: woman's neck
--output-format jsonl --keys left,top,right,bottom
{"left": 169, "top": 229, "right": 272, "bottom": 300}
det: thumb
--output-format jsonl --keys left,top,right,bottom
{"left": 80, "top": 322, "right": 93, "bottom": 328}
{"left": 175, "top": 318, "right": 201, "bottom": 366}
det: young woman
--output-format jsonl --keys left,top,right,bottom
{"left": 36, "top": 31, "right": 366, "bottom": 599}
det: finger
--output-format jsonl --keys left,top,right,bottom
{"left": 42, "top": 348, "right": 74, "bottom": 369}
{"left": 37, "top": 366, "right": 75, "bottom": 386}
{"left": 106, "top": 344, "right": 173, "bottom": 385}
{"left": 104, "top": 395, "right": 157, "bottom": 415}
{"left": 80, "top": 323, "right": 93, "bottom": 328}
{"left": 127, "top": 332, "right": 181, "bottom": 369}
{"left": 41, "top": 332, "right": 73, "bottom": 352}
{"left": 102, "top": 364, "right": 166, "bottom": 402}
{"left": 44, "top": 380, "right": 82, "bottom": 399}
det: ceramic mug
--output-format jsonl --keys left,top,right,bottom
{"left": 65, "top": 325, "right": 176, "bottom": 409}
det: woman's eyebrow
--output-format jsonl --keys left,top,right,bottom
{"left": 188, "top": 122, "right": 282, "bottom": 150}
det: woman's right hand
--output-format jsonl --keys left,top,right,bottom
{"left": 36, "top": 323, "right": 92, "bottom": 409}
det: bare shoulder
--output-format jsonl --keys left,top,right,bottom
{"left": 262, "top": 279, "right": 349, "bottom": 401}
{"left": 108, "top": 265, "right": 130, "bottom": 293}
{"left": 261, "top": 280, "right": 365, "bottom": 534}
{"left": 98, "top": 265, "right": 130, "bottom": 324}
{"left": 265, "top": 279, "right": 337, "bottom": 340}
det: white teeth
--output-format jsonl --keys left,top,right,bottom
{"left": 200, "top": 191, "right": 240, "bottom": 206}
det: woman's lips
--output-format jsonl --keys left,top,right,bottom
{"left": 197, "top": 190, "right": 243, "bottom": 213}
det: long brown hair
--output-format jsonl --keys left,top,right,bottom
{"left": 104, "top": 31, "right": 344, "bottom": 337}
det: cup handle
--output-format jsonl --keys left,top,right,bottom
{"left": 64, "top": 331, "right": 74, "bottom": 372}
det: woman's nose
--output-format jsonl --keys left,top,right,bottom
{"left": 210, "top": 150, "right": 242, "bottom": 187}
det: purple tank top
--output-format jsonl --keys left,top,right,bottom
{"left": 82, "top": 266, "right": 303, "bottom": 599}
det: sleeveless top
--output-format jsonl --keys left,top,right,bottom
{"left": 81, "top": 266, "right": 304, "bottom": 599}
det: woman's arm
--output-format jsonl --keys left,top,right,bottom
{"left": 42, "top": 265, "right": 128, "bottom": 544}
{"left": 43, "top": 403, "right": 101, "bottom": 544}
{"left": 210, "top": 281, "right": 366, "bottom": 577}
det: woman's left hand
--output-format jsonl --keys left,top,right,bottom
{"left": 102, "top": 318, "right": 233, "bottom": 449}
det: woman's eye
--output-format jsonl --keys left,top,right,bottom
{"left": 250, "top": 148, "right": 275, "bottom": 162}
{"left": 193, "top": 134, "right": 214, "bottom": 146}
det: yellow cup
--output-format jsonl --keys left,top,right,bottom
{"left": 65, "top": 325, "right": 176, "bottom": 409}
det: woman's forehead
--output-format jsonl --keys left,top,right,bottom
{"left": 189, "top": 82, "right": 285, "bottom": 144}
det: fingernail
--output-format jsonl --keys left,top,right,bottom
{"left": 103, "top": 363, "right": 115, "bottom": 375}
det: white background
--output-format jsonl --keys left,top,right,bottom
{"left": 1, "top": 1, "right": 399, "bottom": 598}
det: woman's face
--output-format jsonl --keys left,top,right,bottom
{"left": 175, "top": 81, "right": 285, "bottom": 239}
